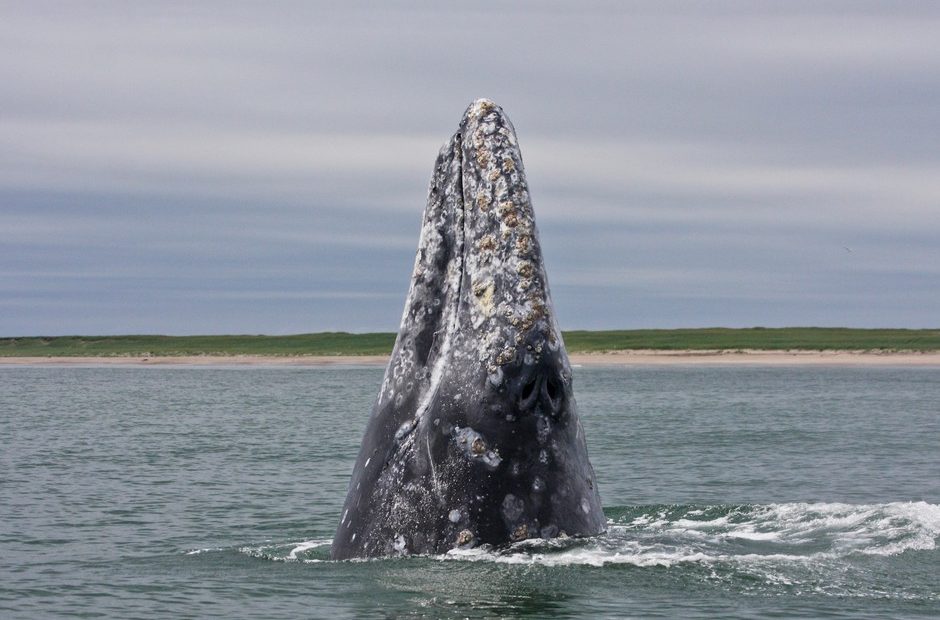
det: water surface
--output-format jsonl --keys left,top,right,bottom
{"left": 2, "top": 365, "right": 938, "bottom": 618}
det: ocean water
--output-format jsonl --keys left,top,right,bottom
{"left": 1, "top": 364, "right": 939, "bottom": 619}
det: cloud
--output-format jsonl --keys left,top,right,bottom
{"left": 2, "top": 1, "right": 939, "bottom": 334}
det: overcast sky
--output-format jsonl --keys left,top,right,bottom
{"left": 2, "top": 1, "right": 938, "bottom": 335}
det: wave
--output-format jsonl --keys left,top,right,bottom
{"left": 438, "top": 501, "right": 940, "bottom": 601}
{"left": 233, "top": 538, "right": 334, "bottom": 563}
{"left": 442, "top": 500, "right": 940, "bottom": 568}
{"left": 206, "top": 501, "right": 939, "bottom": 572}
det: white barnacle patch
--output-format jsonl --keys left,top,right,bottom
{"left": 494, "top": 176, "right": 508, "bottom": 199}
{"left": 481, "top": 450, "right": 501, "bottom": 469}
{"left": 479, "top": 120, "right": 497, "bottom": 136}
{"left": 532, "top": 476, "right": 545, "bottom": 493}
{"left": 539, "top": 449, "right": 549, "bottom": 464}
{"left": 472, "top": 128, "right": 485, "bottom": 149}
{"left": 395, "top": 419, "right": 415, "bottom": 441}
{"left": 471, "top": 98, "right": 495, "bottom": 118}
{"left": 501, "top": 494, "right": 525, "bottom": 523}
{"left": 475, "top": 189, "right": 491, "bottom": 211}
{"left": 487, "top": 366, "right": 504, "bottom": 388}
{"left": 498, "top": 125, "right": 516, "bottom": 144}
{"left": 495, "top": 347, "right": 515, "bottom": 366}
{"left": 475, "top": 147, "right": 490, "bottom": 168}
{"left": 453, "top": 426, "right": 503, "bottom": 470}
{"left": 393, "top": 534, "right": 407, "bottom": 553}
{"left": 581, "top": 497, "right": 591, "bottom": 514}
{"left": 536, "top": 415, "right": 552, "bottom": 445}
{"left": 448, "top": 509, "right": 462, "bottom": 523}
{"left": 511, "top": 523, "right": 529, "bottom": 542}
{"left": 472, "top": 280, "right": 496, "bottom": 318}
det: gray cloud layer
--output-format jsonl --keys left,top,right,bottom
{"left": 2, "top": 1, "right": 938, "bottom": 335}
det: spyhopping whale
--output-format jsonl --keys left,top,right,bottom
{"left": 330, "top": 99, "right": 605, "bottom": 560}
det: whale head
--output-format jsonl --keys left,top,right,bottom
{"left": 330, "top": 99, "right": 604, "bottom": 559}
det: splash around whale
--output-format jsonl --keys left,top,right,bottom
{"left": 330, "top": 99, "right": 605, "bottom": 560}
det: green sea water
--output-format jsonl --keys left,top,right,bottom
{"left": 2, "top": 365, "right": 938, "bottom": 618}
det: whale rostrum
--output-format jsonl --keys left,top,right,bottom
{"left": 330, "top": 99, "right": 604, "bottom": 559}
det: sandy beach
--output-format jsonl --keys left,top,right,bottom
{"left": 3, "top": 350, "right": 940, "bottom": 367}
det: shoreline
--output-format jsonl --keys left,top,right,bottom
{"left": 3, "top": 350, "right": 940, "bottom": 367}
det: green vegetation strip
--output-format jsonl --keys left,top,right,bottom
{"left": 2, "top": 328, "right": 939, "bottom": 357}
{"left": 561, "top": 328, "right": 940, "bottom": 352}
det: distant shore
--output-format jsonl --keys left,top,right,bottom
{"left": 4, "top": 329, "right": 940, "bottom": 359}
{"left": 3, "top": 350, "right": 940, "bottom": 367}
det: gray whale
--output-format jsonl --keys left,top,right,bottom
{"left": 330, "top": 99, "right": 605, "bottom": 559}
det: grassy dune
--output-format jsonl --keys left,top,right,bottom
{"left": 0, "top": 333, "right": 396, "bottom": 357}
{"left": 2, "top": 328, "right": 939, "bottom": 357}
{"left": 561, "top": 328, "right": 940, "bottom": 352}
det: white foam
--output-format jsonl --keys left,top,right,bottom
{"left": 722, "top": 530, "right": 781, "bottom": 541}
{"left": 236, "top": 538, "right": 333, "bottom": 563}
{"left": 444, "top": 542, "right": 717, "bottom": 568}
{"left": 212, "top": 501, "right": 939, "bottom": 572}
{"left": 287, "top": 539, "right": 329, "bottom": 560}
{"left": 184, "top": 547, "right": 223, "bottom": 555}
{"left": 439, "top": 501, "right": 940, "bottom": 568}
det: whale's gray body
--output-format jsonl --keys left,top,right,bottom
{"left": 330, "top": 99, "right": 604, "bottom": 560}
